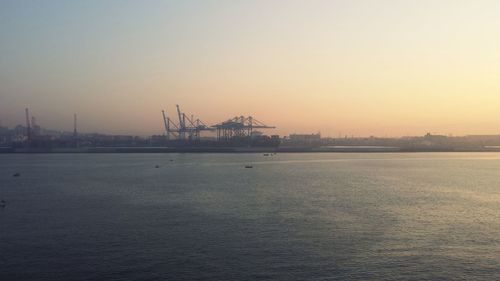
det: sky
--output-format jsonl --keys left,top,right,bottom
{"left": 1, "top": 0, "right": 500, "bottom": 137}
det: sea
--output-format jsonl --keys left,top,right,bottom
{"left": 1, "top": 153, "right": 499, "bottom": 280}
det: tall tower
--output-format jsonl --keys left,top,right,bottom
{"left": 25, "top": 108, "right": 31, "bottom": 142}
{"left": 73, "top": 113, "right": 78, "bottom": 148}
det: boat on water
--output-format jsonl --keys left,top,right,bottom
{"left": 244, "top": 165, "right": 253, "bottom": 168}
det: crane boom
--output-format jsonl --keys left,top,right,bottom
{"left": 176, "top": 105, "right": 184, "bottom": 129}
{"left": 161, "top": 110, "right": 168, "bottom": 133}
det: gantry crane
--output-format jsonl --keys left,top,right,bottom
{"left": 212, "top": 116, "right": 275, "bottom": 141}
{"left": 161, "top": 105, "right": 213, "bottom": 141}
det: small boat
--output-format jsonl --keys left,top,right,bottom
{"left": 244, "top": 165, "right": 253, "bottom": 168}
{"left": 155, "top": 165, "right": 160, "bottom": 168}
{"left": 263, "top": 153, "right": 269, "bottom": 156}
{"left": 12, "top": 173, "right": 20, "bottom": 177}
{"left": 0, "top": 200, "right": 5, "bottom": 208}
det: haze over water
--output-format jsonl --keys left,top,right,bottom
{"left": 1, "top": 153, "right": 499, "bottom": 280}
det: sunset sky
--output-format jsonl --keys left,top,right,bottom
{"left": 1, "top": 0, "right": 500, "bottom": 137}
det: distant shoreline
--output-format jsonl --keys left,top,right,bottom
{"left": 1, "top": 146, "right": 499, "bottom": 154}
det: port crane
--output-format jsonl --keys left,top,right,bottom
{"left": 212, "top": 116, "right": 275, "bottom": 141}
{"left": 161, "top": 105, "right": 213, "bottom": 141}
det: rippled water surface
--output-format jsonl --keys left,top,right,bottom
{"left": 1, "top": 153, "right": 499, "bottom": 280}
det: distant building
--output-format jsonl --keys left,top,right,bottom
{"left": 289, "top": 133, "right": 321, "bottom": 142}
{"left": 13, "top": 125, "right": 26, "bottom": 137}
{"left": 32, "top": 125, "right": 41, "bottom": 136}
{"left": 0, "top": 126, "right": 9, "bottom": 136}
{"left": 287, "top": 133, "right": 321, "bottom": 146}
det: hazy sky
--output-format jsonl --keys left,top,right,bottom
{"left": 1, "top": 0, "right": 500, "bottom": 137}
